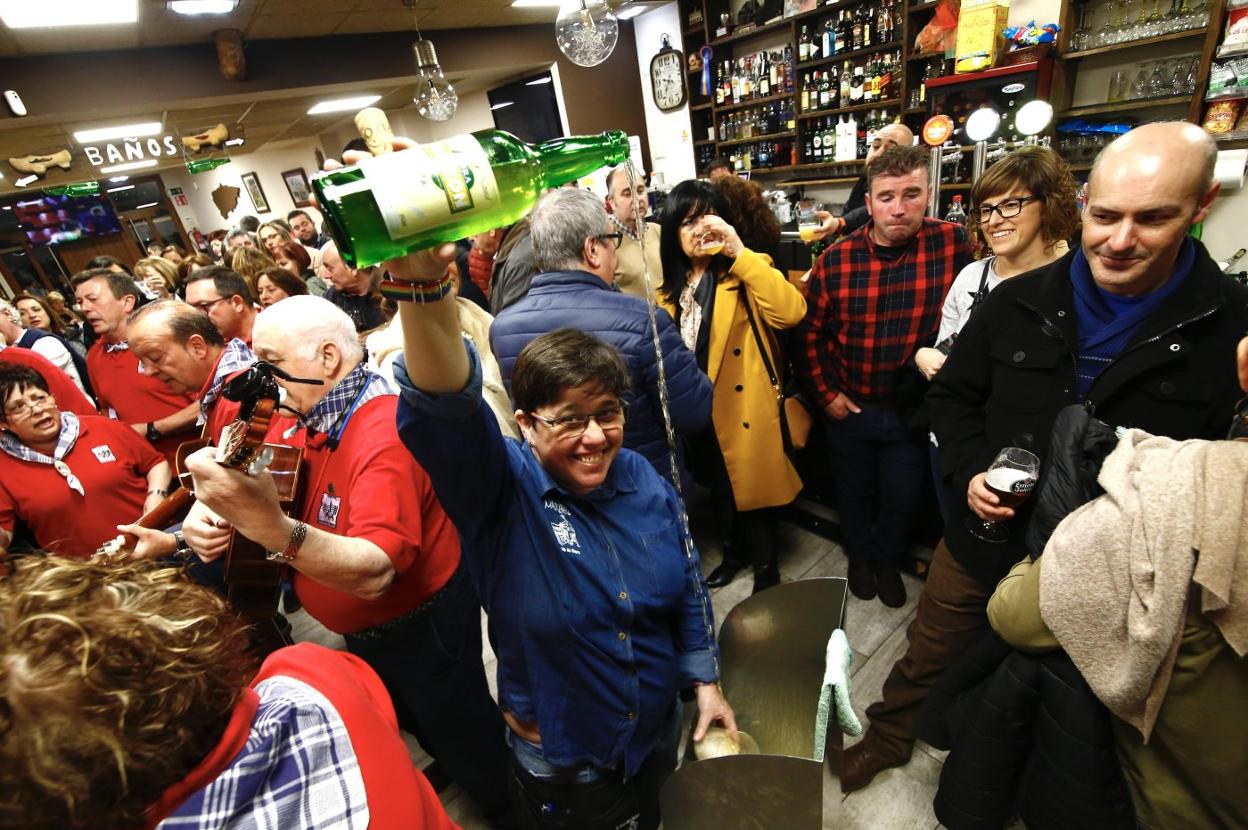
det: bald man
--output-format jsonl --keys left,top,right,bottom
{"left": 814, "top": 122, "right": 915, "bottom": 240}
{"left": 841, "top": 122, "right": 1248, "bottom": 793}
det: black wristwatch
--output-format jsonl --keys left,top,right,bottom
{"left": 172, "top": 530, "right": 193, "bottom": 561}
{"left": 146, "top": 421, "right": 162, "bottom": 443}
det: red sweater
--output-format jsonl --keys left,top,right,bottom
{"left": 0, "top": 415, "right": 164, "bottom": 557}
{"left": 149, "top": 644, "right": 457, "bottom": 830}
{"left": 294, "top": 396, "right": 461, "bottom": 633}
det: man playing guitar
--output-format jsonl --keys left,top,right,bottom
{"left": 179, "top": 295, "right": 514, "bottom": 828}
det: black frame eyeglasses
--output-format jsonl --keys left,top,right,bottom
{"left": 595, "top": 232, "right": 624, "bottom": 250}
{"left": 976, "top": 195, "right": 1044, "bottom": 224}
{"left": 528, "top": 402, "right": 629, "bottom": 440}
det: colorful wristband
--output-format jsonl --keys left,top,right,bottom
{"left": 379, "top": 269, "right": 455, "bottom": 304}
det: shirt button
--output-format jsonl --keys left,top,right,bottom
{"left": 618, "top": 591, "right": 629, "bottom": 600}
{"left": 733, "top": 348, "right": 742, "bottom": 356}
{"left": 735, "top": 384, "right": 744, "bottom": 392}
{"left": 618, "top": 631, "right": 627, "bottom": 640}
{"left": 626, "top": 711, "right": 636, "bottom": 720}
{"left": 1169, "top": 343, "right": 1181, "bottom": 352}
{"left": 1159, "top": 381, "right": 1175, "bottom": 395}
{"left": 1012, "top": 350, "right": 1026, "bottom": 363}
{"left": 1056, "top": 310, "right": 1067, "bottom": 317}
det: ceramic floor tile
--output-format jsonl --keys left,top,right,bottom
{"left": 847, "top": 611, "right": 915, "bottom": 718}
{"left": 803, "top": 554, "right": 921, "bottom": 660}
{"left": 777, "top": 522, "right": 837, "bottom": 581}
{"left": 826, "top": 743, "right": 942, "bottom": 829}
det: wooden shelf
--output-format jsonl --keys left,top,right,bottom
{"left": 795, "top": 38, "right": 904, "bottom": 71}
{"left": 790, "top": 0, "right": 888, "bottom": 24}
{"left": 715, "top": 90, "right": 795, "bottom": 112}
{"left": 776, "top": 175, "right": 862, "bottom": 185}
{"left": 718, "top": 130, "right": 796, "bottom": 147}
{"left": 1059, "top": 94, "right": 1191, "bottom": 117}
{"left": 691, "top": 102, "right": 714, "bottom": 111}
{"left": 908, "top": 50, "right": 944, "bottom": 63}
{"left": 710, "top": 16, "right": 792, "bottom": 46}
{"left": 694, "top": 138, "right": 717, "bottom": 147}
{"left": 903, "top": 105, "right": 927, "bottom": 115}
{"left": 1062, "top": 27, "right": 1207, "bottom": 60}
{"left": 734, "top": 164, "right": 802, "bottom": 174}
{"left": 937, "top": 181, "right": 973, "bottom": 189}
{"left": 797, "top": 97, "right": 902, "bottom": 119}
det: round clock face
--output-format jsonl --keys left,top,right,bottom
{"left": 650, "top": 49, "right": 687, "bottom": 112}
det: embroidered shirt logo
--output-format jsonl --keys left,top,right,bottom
{"left": 91, "top": 444, "right": 116, "bottom": 463}
{"left": 551, "top": 516, "right": 580, "bottom": 554}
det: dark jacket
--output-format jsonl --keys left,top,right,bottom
{"left": 489, "top": 270, "right": 713, "bottom": 485}
{"left": 840, "top": 175, "right": 870, "bottom": 236}
{"left": 927, "top": 242, "right": 1248, "bottom": 586}
{"left": 917, "top": 632, "right": 1136, "bottom": 830}
{"left": 489, "top": 217, "right": 536, "bottom": 315}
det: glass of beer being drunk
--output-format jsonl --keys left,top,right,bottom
{"left": 965, "top": 446, "right": 1040, "bottom": 543}
{"left": 797, "top": 205, "right": 822, "bottom": 244}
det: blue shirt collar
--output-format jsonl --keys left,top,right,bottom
{"left": 530, "top": 269, "right": 615, "bottom": 292}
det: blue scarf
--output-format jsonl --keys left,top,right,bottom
{"left": 1069, "top": 238, "right": 1195, "bottom": 398}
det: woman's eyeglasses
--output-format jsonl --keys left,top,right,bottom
{"left": 529, "top": 402, "right": 628, "bottom": 440}
{"left": 976, "top": 196, "right": 1043, "bottom": 223}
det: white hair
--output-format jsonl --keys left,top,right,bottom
{"left": 0, "top": 299, "right": 19, "bottom": 327}
{"left": 253, "top": 295, "right": 363, "bottom": 364}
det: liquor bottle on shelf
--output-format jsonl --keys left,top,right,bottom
{"left": 861, "top": 4, "right": 873, "bottom": 49}
{"left": 835, "top": 11, "right": 848, "bottom": 54}
{"left": 769, "top": 51, "right": 780, "bottom": 91}
{"left": 877, "top": 2, "right": 890, "bottom": 43}
{"left": 840, "top": 61, "right": 852, "bottom": 103}
{"left": 715, "top": 65, "right": 726, "bottom": 105}
{"left": 865, "top": 110, "right": 878, "bottom": 150}
{"left": 827, "top": 65, "right": 840, "bottom": 109}
{"left": 945, "top": 194, "right": 967, "bottom": 224}
{"left": 851, "top": 65, "right": 864, "bottom": 102}
{"left": 784, "top": 45, "right": 795, "bottom": 92}
{"left": 856, "top": 113, "right": 868, "bottom": 159}
{"left": 851, "top": 9, "right": 863, "bottom": 51}
{"left": 758, "top": 53, "right": 771, "bottom": 97}
{"left": 785, "top": 98, "right": 796, "bottom": 131}
{"left": 918, "top": 60, "right": 932, "bottom": 104}
{"left": 820, "top": 71, "right": 833, "bottom": 109}
{"left": 800, "top": 73, "right": 811, "bottom": 112}
{"left": 314, "top": 128, "right": 628, "bottom": 268}
{"left": 804, "top": 133, "right": 815, "bottom": 162}
{"left": 799, "top": 25, "right": 811, "bottom": 62}
{"left": 823, "top": 17, "right": 834, "bottom": 58}
{"left": 826, "top": 118, "right": 839, "bottom": 160}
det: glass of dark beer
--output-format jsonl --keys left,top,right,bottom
{"left": 965, "top": 446, "right": 1040, "bottom": 543}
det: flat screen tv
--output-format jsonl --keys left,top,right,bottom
{"left": 487, "top": 72, "right": 564, "bottom": 144}
{"left": 13, "top": 194, "right": 122, "bottom": 246}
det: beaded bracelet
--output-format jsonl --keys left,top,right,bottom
{"left": 379, "top": 269, "right": 455, "bottom": 304}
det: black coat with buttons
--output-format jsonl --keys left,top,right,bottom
{"left": 927, "top": 242, "right": 1248, "bottom": 587}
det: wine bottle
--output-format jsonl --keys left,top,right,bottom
{"left": 314, "top": 128, "right": 629, "bottom": 268}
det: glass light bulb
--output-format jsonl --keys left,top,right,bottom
{"left": 415, "top": 69, "right": 458, "bottom": 122}
{"left": 555, "top": 0, "right": 618, "bottom": 67}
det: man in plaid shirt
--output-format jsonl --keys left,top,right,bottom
{"left": 796, "top": 145, "right": 970, "bottom": 608}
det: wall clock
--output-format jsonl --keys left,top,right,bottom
{"left": 649, "top": 34, "right": 687, "bottom": 112}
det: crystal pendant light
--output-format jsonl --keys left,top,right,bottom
{"left": 413, "top": 39, "right": 458, "bottom": 122}
{"left": 555, "top": 0, "right": 619, "bottom": 67}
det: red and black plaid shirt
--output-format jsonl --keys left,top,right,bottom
{"left": 798, "top": 218, "right": 970, "bottom": 407}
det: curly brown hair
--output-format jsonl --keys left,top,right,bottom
{"left": 967, "top": 145, "right": 1080, "bottom": 250}
{"left": 0, "top": 557, "right": 257, "bottom": 830}
{"left": 712, "top": 174, "right": 781, "bottom": 258}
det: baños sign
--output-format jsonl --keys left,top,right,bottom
{"left": 81, "top": 135, "right": 181, "bottom": 167}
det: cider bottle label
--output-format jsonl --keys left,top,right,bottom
{"left": 361, "top": 135, "right": 500, "bottom": 242}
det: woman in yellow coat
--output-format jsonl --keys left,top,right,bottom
{"left": 658, "top": 180, "right": 807, "bottom": 593}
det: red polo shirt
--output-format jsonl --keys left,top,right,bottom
{"left": 86, "top": 340, "right": 195, "bottom": 463}
{"left": 147, "top": 644, "right": 457, "bottom": 830}
{"left": 293, "top": 395, "right": 460, "bottom": 634}
{"left": 0, "top": 346, "right": 96, "bottom": 416}
{"left": 0, "top": 415, "right": 164, "bottom": 557}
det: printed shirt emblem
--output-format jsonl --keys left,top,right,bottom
{"left": 317, "top": 486, "right": 341, "bottom": 529}
{"left": 544, "top": 499, "right": 581, "bottom": 555}
{"left": 91, "top": 444, "right": 116, "bottom": 463}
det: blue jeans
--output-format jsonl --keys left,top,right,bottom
{"left": 344, "top": 566, "right": 513, "bottom": 827}
{"left": 822, "top": 404, "right": 928, "bottom": 568}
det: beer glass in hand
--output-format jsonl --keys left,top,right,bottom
{"left": 966, "top": 447, "right": 1040, "bottom": 543}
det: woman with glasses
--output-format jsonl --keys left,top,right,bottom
{"left": 657, "top": 179, "right": 808, "bottom": 595}
{"left": 0, "top": 365, "right": 170, "bottom": 559}
{"left": 914, "top": 146, "right": 1080, "bottom": 521}
{"left": 377, "top": 154, "right": 735, "bottom": 828}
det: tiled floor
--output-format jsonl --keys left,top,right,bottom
{"left": 290, "top": 493, "right": 954, "bottom": 829}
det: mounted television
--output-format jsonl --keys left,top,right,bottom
{"left": 487, "top": 71, "right": 564, "bottom": 143}
{"left": 13, "top": 193, "right": 122, "bottom": 246}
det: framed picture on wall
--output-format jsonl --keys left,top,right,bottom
{"left": 241, "top": 172, "right": 270, "bottom": 213}
{"left": 281, "top": 168, "right": 314, "bottom": 207}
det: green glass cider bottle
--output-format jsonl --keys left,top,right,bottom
{"left": 45, "top": 181, "right": 100, "bottom": 197}
{"left": 312, "top": 129, "right": 630, "bottom": 268}
{"left": 309, "top": 127, "right": 624, "bottom": 267}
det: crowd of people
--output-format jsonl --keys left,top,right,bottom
{"left": 0, "top": 119, "right": 1244, "bottom": 830}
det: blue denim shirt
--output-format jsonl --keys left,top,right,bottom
{"left": 393, "top": 344, "right": 719, "bottom": 777}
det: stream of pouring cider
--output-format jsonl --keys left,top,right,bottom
{"left": 311, "top": 107, "right": 630, "bottom": 268}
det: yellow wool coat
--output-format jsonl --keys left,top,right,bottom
{"left": 661, "top": 247, "right": 807, "bottom": 511}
